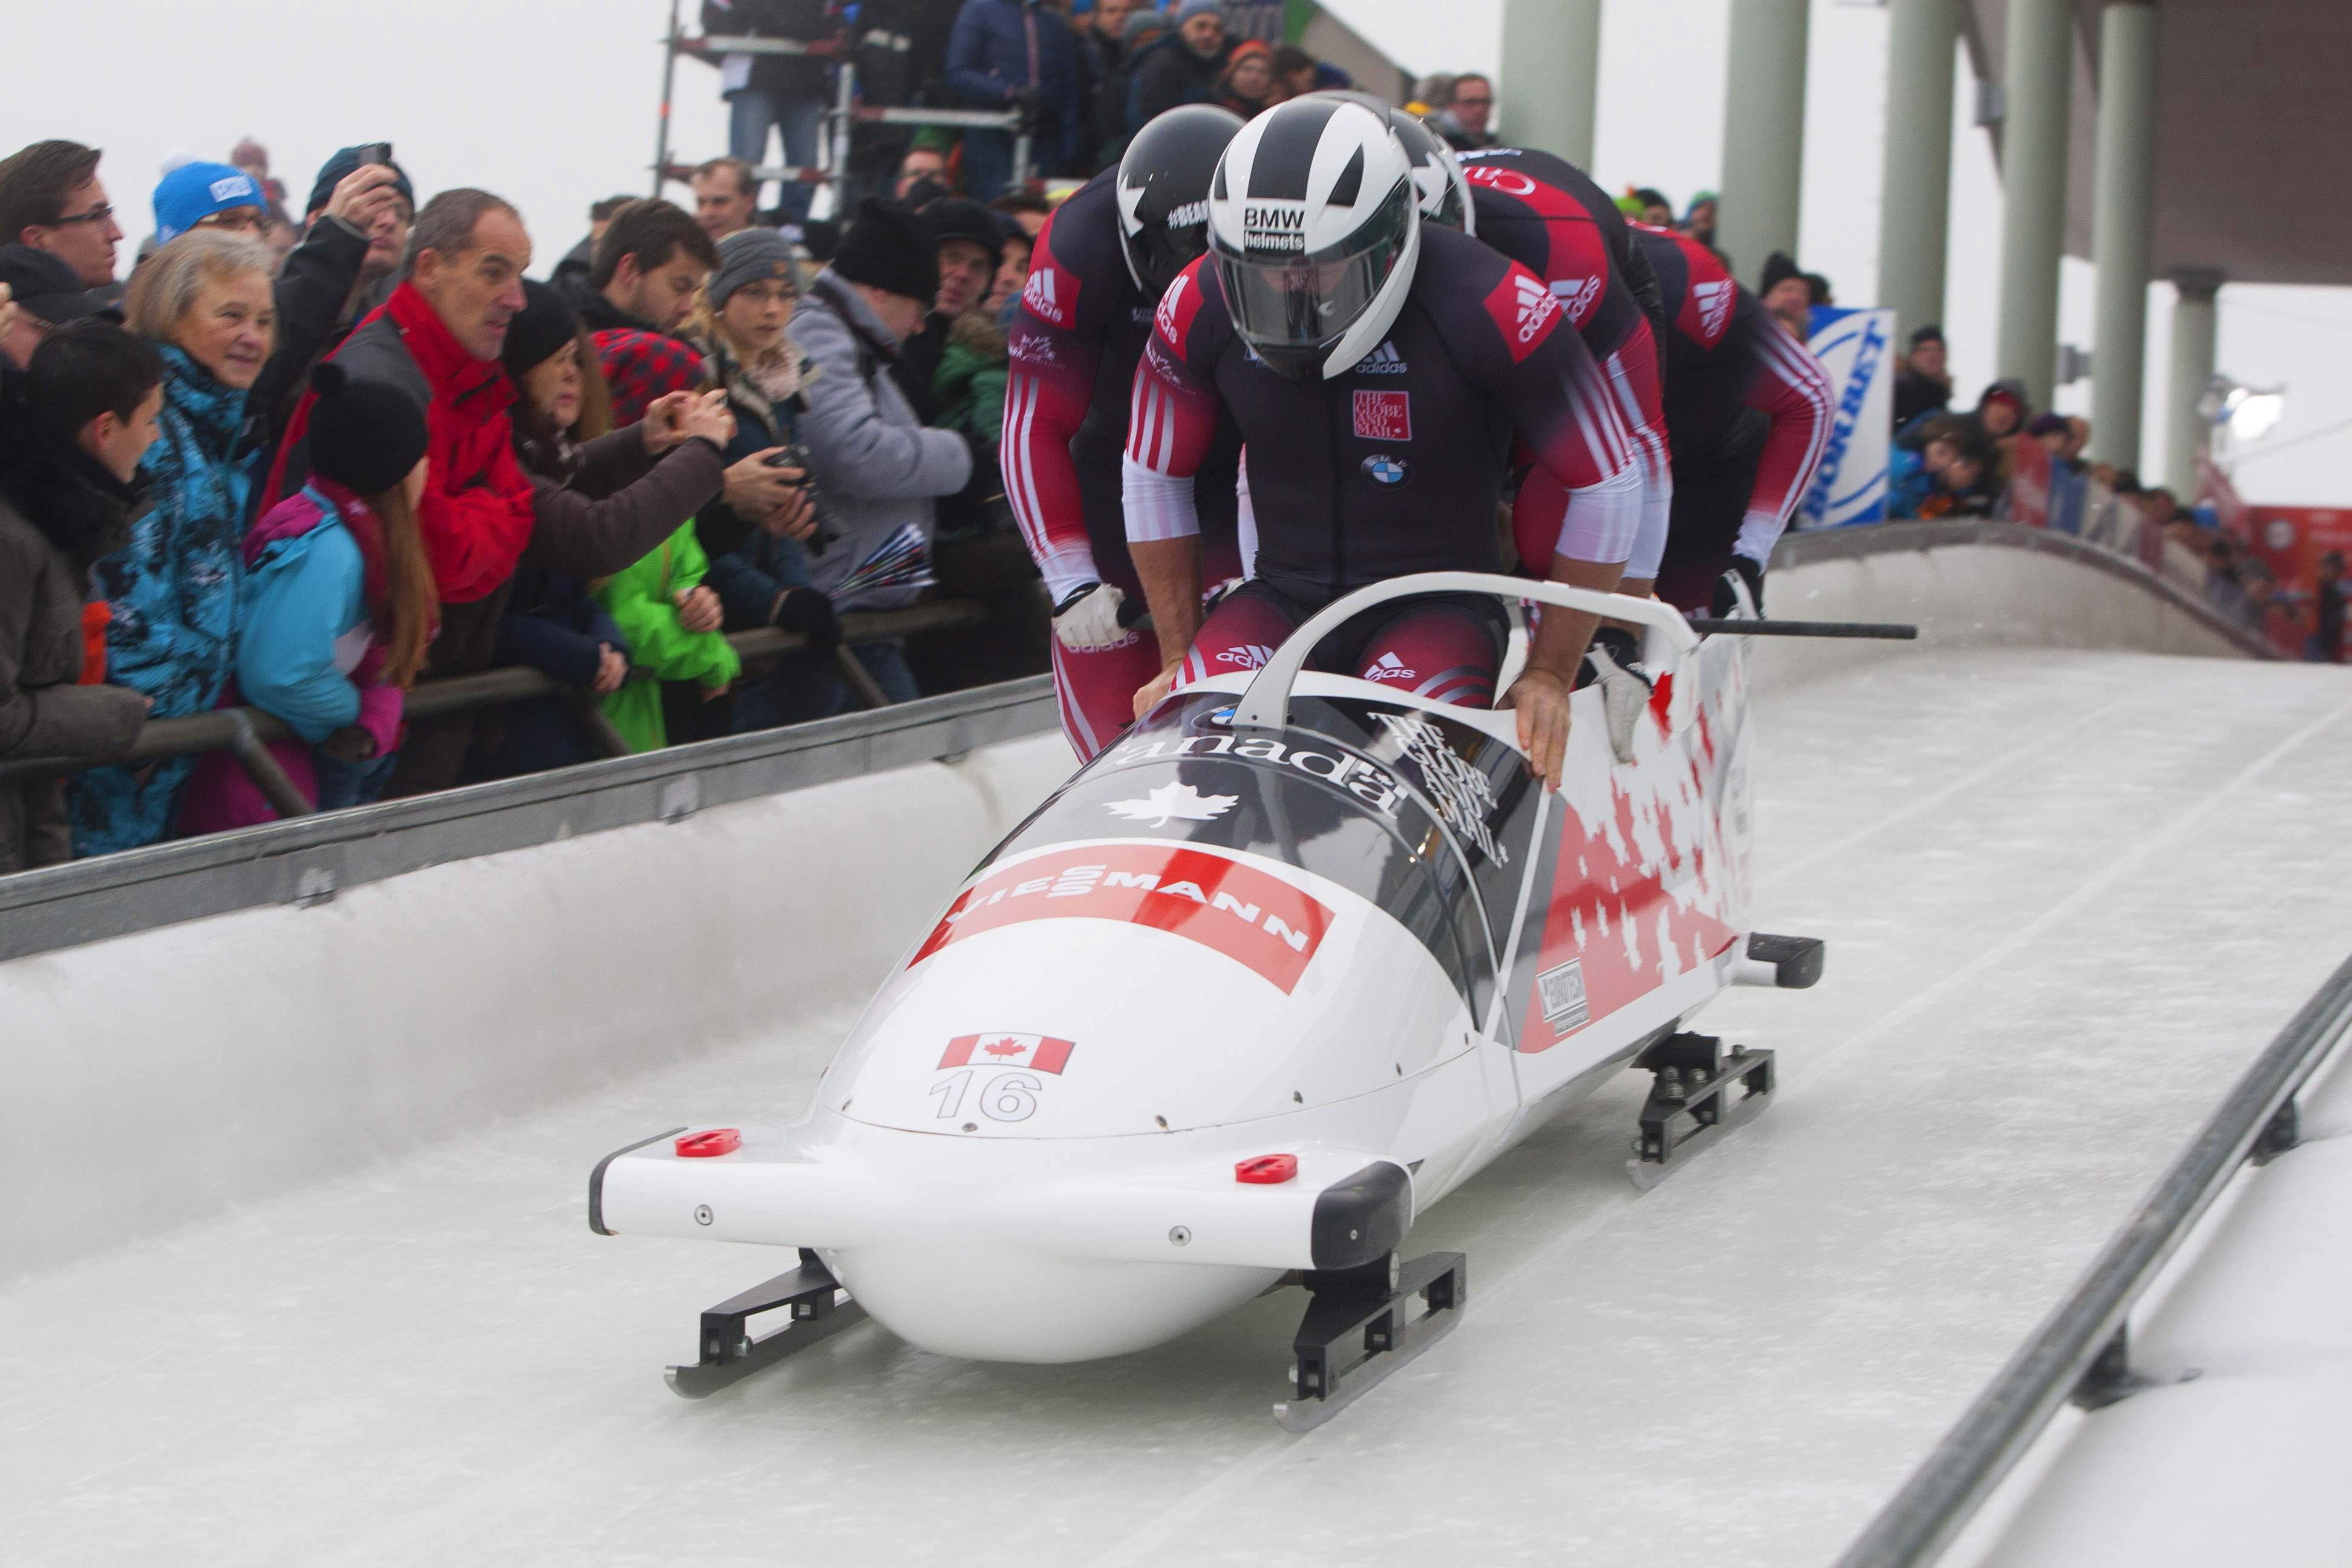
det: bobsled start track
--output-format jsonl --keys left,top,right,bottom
{"left": 6, "top": 531, "right": 2352, "bottom": 1566}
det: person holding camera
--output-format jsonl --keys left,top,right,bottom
{"left": 788, "top": 198, "right": 972, "bottom": 707}
{"left": 684, "top": 228, "right": 843, "bottom": 732}
{"left": 943, "top": 0, "right": 1083, "bottom": 200}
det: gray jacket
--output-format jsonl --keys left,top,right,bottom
{"left": 788, "top": 269, "right": 973, "bottom": 610}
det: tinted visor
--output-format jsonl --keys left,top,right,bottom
{"left": 1214, "top": 178, "right": 1412, "bottom": 362}
{"left": 1127, "top": 220, "right": 1210, "bottom": 301}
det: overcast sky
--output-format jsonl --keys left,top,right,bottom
{"left": 12, "top": 0, "right": 2344, "bottom": 504}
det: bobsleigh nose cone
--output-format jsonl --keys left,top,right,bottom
{"left": 835, "top": 1242, "right": 1279, "bottom": 1364}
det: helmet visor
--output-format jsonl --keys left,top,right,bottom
{"left": 1214, "top": 178, "right": 1412, "bottom": 360}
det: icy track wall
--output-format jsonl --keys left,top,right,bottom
{"left": 1757, "top": 520, "right": 2270, "bottom": 688}
{"left": 0, "top": 525, "right": 2260, "bottom": 1279}
{"left": 1, "top": 734, "right": 1074, "bottom": 1281}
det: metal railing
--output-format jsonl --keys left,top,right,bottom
{"left": 1830, "top": 950, "right": 2352, "bottom": 1568}
{"left": 652, "top": 4, "right": 1033, "bottom": 211}
{"left": 0, "top": 601, "right": 987, "bottom": 809}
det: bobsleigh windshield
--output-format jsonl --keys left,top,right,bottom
{"left": 987, "top": 690, "right": 1540, "bottom": 1013}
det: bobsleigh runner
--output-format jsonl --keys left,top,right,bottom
{"left": 590, "top": 572, "right": 1858, "bottom": 1431}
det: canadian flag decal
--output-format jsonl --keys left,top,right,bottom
{"left": 939, "top": 1033, "right": 1076, "bottom": 1073}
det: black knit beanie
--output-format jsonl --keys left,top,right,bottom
{"left": 830, "top": 197, "right": 938, "bottom": 307}
{"left": 307, "top": 361, "right": 430, "bottom": 497}
{"left": 501, "top": 279, "right": 580, "bottom": 380}
{"left": 919, "top": 198, "right": 1004, "bottom": 270}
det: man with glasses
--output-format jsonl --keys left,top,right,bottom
{"left": 1435, "top": 75, "right": 1497, "bottom": 152}
{"left": 0, "top": 246, "right": 113, "bottom": 371}
{"left": 0, "top": 140, "right": 125, "bottom": 289}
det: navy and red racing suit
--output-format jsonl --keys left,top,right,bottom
{"left": 1002, "top": 169, "right": 1244, "bottom": 757}
{"left": 1455, "top": 146, "right": 1677, "bottom": 580}
{"left": 1630, "top": 224, "right": 1834, "bottom": 610}
{"left": 1123, "top": 223, "right": 1642, "bottom": 705}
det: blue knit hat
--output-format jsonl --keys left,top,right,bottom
{"left": 154, "top": 162, "right": 265, "bottom": 243}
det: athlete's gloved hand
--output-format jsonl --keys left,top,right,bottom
{"left": 1053, "top": 582, "right": 1131, "bottom": 650}
{"left": 1711, "top": 555, "right": 1765, "bottom": 618}
{"left": 1582, "top": 631, "right": 1653, "bottom": 766}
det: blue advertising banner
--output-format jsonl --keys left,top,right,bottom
{"left": 1796, "top": 306, "right": 1897, "bottom": 529}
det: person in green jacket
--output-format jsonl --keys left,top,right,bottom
{"left": 592, "top": 518, "right": 741, "bottom": 751}
{"left": 929, "top": 307, "right": 1008, "bottom": 448}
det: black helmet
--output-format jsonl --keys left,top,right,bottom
{"left": 1307, "top": 90, "right": 1474, "bottom": 235}
{"left": 1116, "top": 104, "right": 1247, "bottom": 299}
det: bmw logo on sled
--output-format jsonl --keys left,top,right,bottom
{"left": 590, "top": 573, "right": 1828, "bottom": 1429}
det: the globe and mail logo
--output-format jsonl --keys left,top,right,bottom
{"left": 1362, "top": 454, "right": 1410, "bottom": 487}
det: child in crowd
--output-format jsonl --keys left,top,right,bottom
{"left": 592, "top": 523, "right": 740, "bottom": 751}
{"left": 0, "top": 320, "right": 160, "bottom": 871}
{"left": 178, "top": 362, "right": 435, "bottom": 829}
{"left": 492, "top": 278, "right": 737, "bottom": 759}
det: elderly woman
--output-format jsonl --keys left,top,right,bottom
{"left": 71, "top": 230, "right": 275, "bottom": 855}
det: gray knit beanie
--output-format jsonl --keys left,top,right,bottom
{"left": 708, "top": 227, "right": 801, "bottom": 310}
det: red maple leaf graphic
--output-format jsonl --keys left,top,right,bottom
{"left": 982, "top": 1038, "right": 1027, "bottom": 1057}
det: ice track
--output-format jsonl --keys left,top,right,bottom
{"left": 7, "top": 645, "right": 2352, "bottom": 1566}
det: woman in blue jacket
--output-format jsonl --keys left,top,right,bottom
{"left": 74, "top": 232, "right": 275, "bottom": 854}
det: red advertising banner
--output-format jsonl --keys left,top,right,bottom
{"left": 2243, "top": 505, "right": 2352, "bottom": 660}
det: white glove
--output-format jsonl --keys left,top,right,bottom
{"left": 1053, "top": 582, "right": 1131, "bottom": 650}
{"left": 1585, "top": 642, "right": 1653, "bottom": 766}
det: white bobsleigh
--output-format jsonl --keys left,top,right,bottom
{"left": 591, "top": 573, "right": 1822, "bottom": 1428}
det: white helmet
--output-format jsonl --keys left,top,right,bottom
{"left": 1207, "top": 97, "right": 1421, "bottom": 382}
{"left": 1307, "top": 90, "right": 1475, "bottom": 236}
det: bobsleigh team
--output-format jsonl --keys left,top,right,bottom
{"left": 1002, "top": 96, "right": 1832, "bottom": 786}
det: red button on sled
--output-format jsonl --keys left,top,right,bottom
{"left": 1235, "top": 1154, "right": 1298, "bottom": 1184}
{"left": 676, "top": 1129, "right": 741, "bottom": 1158}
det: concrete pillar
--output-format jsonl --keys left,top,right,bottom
{"left": 2167, "top": 267, "right": 2223, "bottom": 496}
{"left": 1995, "top": 0, "right": 2072, "bottom": 408}
{"left": 1499, "top": 0, "right": 1604, "bottom": 170}
{"left": 1877, "top": 0, "right": 1959, "bottom": 344}
{"left": 2089, "top": 2, "right": 2158, "bottom": 469}
{"left": 1717, "top": 0, "right": 1810, "bottom": 286}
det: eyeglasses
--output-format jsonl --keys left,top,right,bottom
{"left": 1452, "top": 96, "right": 1494, "bottom": 109}
{"left": 50, "top": 203, "right": 115, "bottom": 228}
{"left": 195, "top": 211, "right": 267, "bottom": 235}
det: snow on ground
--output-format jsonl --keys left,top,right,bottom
{"left": 4, "top": 647, "right": 2351, "bottom": 1566}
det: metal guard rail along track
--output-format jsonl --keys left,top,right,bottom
{"left": 0, "top": 601, "right": 987, "bottom": 807}
{"left": 1830, "top": 949, "right": 2352, "bottom": 1568}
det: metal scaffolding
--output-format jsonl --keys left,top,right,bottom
{"left": 652, "top": 2, "right": 1033, "bottom": 215}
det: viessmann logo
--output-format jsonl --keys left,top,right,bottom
{"left": 913, "top": 844, "right": 1334, "bottom": 993}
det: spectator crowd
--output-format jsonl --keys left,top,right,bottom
{"left": 0, "top": 0, "right": 1385, "bottom": 875}
{"left": 2, "top": 0, "right": 2322, "bottom": 880}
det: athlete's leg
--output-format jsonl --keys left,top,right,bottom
{"left": 1348, "top": 595, "right": 1509, "bottom": 708}
{"left": 1654, "top": 440, "right": 1765, "bottom": 612}
{"left": 1606, "top": 333, "right": 1674, "bottom": 595}
{"left": 1051, "top": 633, "right": 1166, "bottom": 759}
{"left": 1173, "top": 580, "right": 1305, "bottom": 688}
